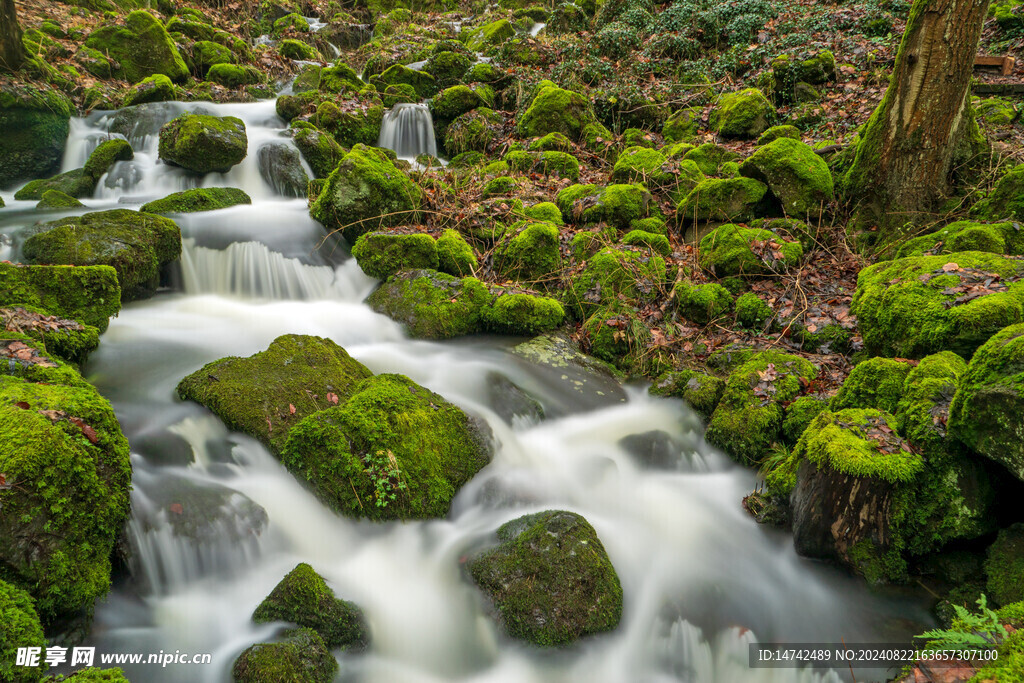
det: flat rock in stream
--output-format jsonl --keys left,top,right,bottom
{"left": 511, "top": 332, "right": 627, "bottom": 409}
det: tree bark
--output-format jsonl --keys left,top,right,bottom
{"left": 844, "top": 0, "right": 990, "bottom": 242}
{"left": 1, "top": 0, "right": 24, "bottom": 72}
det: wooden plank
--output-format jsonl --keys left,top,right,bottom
{"left": 975, "top": 55, "right": 1015, "bottom": 76}
{"left": 972, "top": 82, "right": 1024, "bottom": 95}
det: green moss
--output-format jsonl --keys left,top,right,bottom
{"left": 529, "top": 132, "right": 573, "bottom": 152}
{"left": 582, "top": 303, "right": 654, "bottom": 368}
{"left": 567, "top": 246, "right": 667, "bottom": 318}
{"left": 610, "top": 147, "right": 672, "bottom": 187}
{"left": 423, "top": 50, "right": 472, "bottom": 89}
{"left": 310, "top": 144, "right": 423, "bottom": 243}
{"left": 0, "top": 376, "right": 131, "bottom": 621}
{"left": 23, "top": 209, "right": 181, "bottom": 302}
{"left": 281, "top": 373, "right": 491, "bottom": 520}
{"left": 207, "top": 63, "right": 264, "bottom": 88}
{"left": 705, "top": 351, "right": 817, "bottom": 465}
{"left": 972, "top": 164, "right": 1024, "bottom": 221}
{"left": 351, "top": 231, "right": 439, "bottom": 280}
{"left": 0, "top": 580, "right": 45, "bottom": 683}
{"left": 463, "top": 18, "right": 515, "bottom": 51}
{"left": 674, "top": 281, "right": 733, "bottom": 324}
{"left": 253, "top": 563, "right": 367, "bottom": 648}
{"left": 985, "top": 524, "right": 1024, "bottom": 606}
{"left": 482, "top": 175, "right": 518, "bottom": 198}
{"left": 681, "top": 143, "right": 741, "bottom": 176}
{"left": 40, "top": 667, "right": 130, "bottom": 681}
{"left": 0, "top": 85, "right": 74, "bottom": 188}
{"left": 556, "top": 184, "right": 600, "bottom": 222}
{"left": 0, "top": 264, "right": 120, "bottom": 332}
{"left": 538, "top": 151, "right": 580, "bottom": 180}
{"left": 677, "top": 178, "right": 768, "bottom": 224}
{"left": 710, "top": 88, "right": 774, "bottom": 138}
{"left": 232, "top": 628, "right": 337, "bottom": 683}
{"left": 36, "top": 190, "right": 84, "bottom": 210}
{"left": 366, "top": 269, "right": 493, "bottom": 339}
{"left": 517, "top": 84, "right": 595, "bottom": 140}
{"left": 192, "top": 40, "right": 234, "bottom": 73}
{"left": 948, "top": 322, "right": 1024, "bottom": 482}
{"left": 524, "top": 202, "right": 564, "bottom": 225}
{"left": 140, "top": 187, "right": 251, "bottom": 214}
{"left": 273, "top": 12, "right": 310, "bottom": 33}
{"left": 158, "top": 113, "right": 247, "bottom": 174}
{"left": 599, "top": 184, "right": 656, "bottom": 229}
{"left": 697, "top": 223, "right": 803, "bottom": 277}
{"left": 851, "top": 252, "right": 1024, "bottom": 358}
{"left": 176, "top": 334, "right": 373, "bottom": 454}
{"left": 436, "top": 229, "right": 477, "bottom": 276}
{"left": 320, "top": 64, "right": 364, "bottom": 94}
{"left": 279, "top": 38, "right": 319, "bottom": 60}
{"left": 649, "top": 369, "right": 724, "bottom": 419}
{"left": 2, "top": 305, "right": 101, "bottom": 365}
{"left": 757, "top": 125, "right": 801, "bottom": 145}
{"left": 781, "top": 396, "right": 829, "bottom": 444}
{"left": 832, "top": 357, "right": 912, "bottom": 414}
{"left": 372, "top": 64, "right": 438, "bottom": 99}
{"left": 662, "top": 106, "right": 701, "bottom": 143}
{"left": 493, "top": 222, "right": 562, "bottom": 282}
{"left": 465, "top": 61, "right": 501, "bottom": 83}
{"left": 796, "top": 408, "right": 922, "bottom": 483}
{"left": 483, "top": 293, "right": 565, "bottom": 335}
{"left": 468, "top": 510, "right": 622, "bottom": 646}
{"left": 733, "top": 292, "right": 773, "bottom": 329}
{"left": 15, "top": 140, "right": 132, "bottom": 202}
{"left": 738, "top": 138, "right": 834, "bottom": 216}
{"left": 84, "top": 12, "right": 186, "bottom": 83}
{"left": 292, "top": 126, "right": 344, "bottom": 179}
{"left": 896, "top": 220, "right": 1024, "bottom": 259}
{"left": 444, "top": 108, "right": 499, "bottom": 156}
{"left": 621, "top": 230, "right": 670, "bottom": 256}
{"left": 430, "top": 85, "right": 484, "bottom": 126}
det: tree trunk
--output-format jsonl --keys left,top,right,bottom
{"left": 1, "top": 0, "right": 24, "bottom": 72}
{"left": 843, "top": 0, "right": 990, "bottom": 244}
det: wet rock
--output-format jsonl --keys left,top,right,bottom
{"left": 367, "top": 269, "right": 492, "bottom": 339}
{"left": 13, "top": 139, "right": 133, "bottom": 200}
{"left": 0, "top": 84, "right": 75, "bottom": 188}
{"left": 649, "top": 370, "right": 725, "bottom": 420}
{"left": 139, "top": 187, "right": 252, "bottom": 214}
{"left": 619, "top": 430, "right": 681, "bottom": 469}
{"left": 292, "top": 125, "right": 344, "bottom": 179}
{"left": 486, "top": 373, "right": 545, "bottom": 424}
{"left": 149, "top": 478, "right": 268, "bottom": 544}
{"left": 511, "top": 331, "right": 627, "bottom": 407}
{"left": 232, "top": 628, "right": 337, "bottom": 683}
{"left": 158, "top": 113, "right": 248, "bottom": 174}
{"left": 257, "top": 143, "right": 309, "bottom": 198}
{"left": 468, "top": 510, "right": 623, "bottom": 646}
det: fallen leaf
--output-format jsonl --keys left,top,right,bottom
{"left": 289, "top": 403, "right": 296, "bottom": 414}
{"left": 169, "top": 503, "right": 184, "bottom": 515}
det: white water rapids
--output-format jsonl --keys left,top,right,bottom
{"left": 0, "top": 99, "right": 933, "bottom": 683}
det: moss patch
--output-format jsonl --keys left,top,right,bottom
{"left": 366, "top": 269, "right": 493, "bottom": 339}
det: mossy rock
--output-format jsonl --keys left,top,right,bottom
{"left": 0, "top": 263, "right": 120, "bottom": 332}
{"left": 517, "top": 84, "right": 595, "bottom": 140}
{"left": 673, "top": 281, "right": 733, "bottom": 324}
{"left": 366, "top": 269, "right": 493, "bottom": 339}
{"left": 662, "top": 106, "right": 701, "bottom": 143}
{"left": 757, "top": 125, "right": 801, "bottom": 145}
{"left": 483, "top": 176, "right": 518, "bottom": 198}
{"left": 423, "top": 50, "right": 472, "bottom": 89}
{"left": 734, "top": 291, "right": 773, "bottom": 328}
{"left": 444, "top": 107, "right": 499, "bottom": 156}
{"left": 314, "top": 100, "right": 384, "bottom": 150}
{"left": 0, "top": 580, "right": 46, "bottom": 683}
{"left": 850, "top": 252, "right": 1024, "bottom": 358}
{"left": 463, "top": 18, "right": 515, "bottom": 51}
{"left": 895, "top": 220, "right": 1024, "bottom": 259}
{"left": 282, "top": 373, "right": 492, "bottom": 520}
{"left": 310, "top": 144, "right": 423, "bottom": 243}
{"left": 23, "top": 209, "right": 181, "bottom": 302}
{"left": 176, "top": 334, "right": 374, "bottom": 454}
{"left": 253, "top": 563, "right": 367, "bottom": 648}
{"left": 738, "top": 138, "right": 833, "bottom": 216}
{"left": 2, "top": 304, "right": 101, "bottom": 365}
{"left": 192, "top": 40, "right": 235, "bottom": 73}
{"left": 610, "top": 147, "right": 673, "bottom": 187}
{"left": 292, "top": 126, "right": 344, "bottom": 179}
{"left": 0, "top": 375, "right": 131, "bottom": 621}
{"left": 482, "top": 292, "right": 565, "bottom": 335}
{"left": 710, "top": 88, "right": 774, "bottom": 138}
{"left": 949, "top": 322, "right": 1024, "bottom": 482}
{"left": 139, "top": 187, "right": 252, "bottom": 213}
{"left": 529, "top": 132, "right": 572, "bottom": 152}
{"left": 351, "top": 231, "right": 439, "bottom": 280}
{"left": 207, "top": 64, "right": 264, "bottom": 88}
{"left": 124, "top": 74, "right": 177, "bottom": 106}
{"left": 621, "top": 229, "right": 670, "bottom": 256}
{"left": 0, "top": 85, "right": 75, "bottom": 188}
{"left": 320, "top": 64, "right": 365, "bottom": 94}
{"left": 538, "top": 151, "right": 580, "bottom": 181}
{"left": 649, "top": 369, "right": 724, "bottom": 419}
{"left": 524, "top": 202, "right": 564, "bottom": 225}
{"left": 975, "top": 97, "right": 1018, "bottom": 126}
{"left": 781, "top": 395, "right": 829, "bottom": 444}
{"left": 372, "top": 64, "right": 438, "bottom": 99}
{"left": 232, "top": 628, "right": 337, "bottom": 683}
{"left": 11, "top": 138, "right": 130, "bottom": 202}
{"left": 468, "top": 510, "right": 622, "bottom": 646}
{"left": 681, "top": 143, "right": 741, "bottom": 176}
{"left": 705, "top": 351, "right": 816, "bottom": 465}
{"left": 971, "top": 164, "right": 1024, "bottom": 221}
{"left": 831, "top": 357, "right": 912, "bottom": 414}
{"left": 36, "top": 190, "right": 84, "bottom": 210}
{"left": 158, "top": 113, "right": 247, "bottom": 174}
{"left": 279, "top": 38, "right": 320, "bottom": 60}
{"left": 436, "top": 229, "right": 477, "bottom": 276}
{"left": 697, "top": 223, "right": 803, "bottom": 278}
{"left": 85, "top": 10, "right": 189, "bottom": 83}
{"left": 567, "top": 246, "right": 668, "bottom": 318}
{"left": 677, "top": 177, "right": 768, "bottom": 224}
{"left": 493, "top": 222, "right": 562, "bottom": 283}
{"left": 382, "top": 83, "right": 419, "bottom": 107}
{"left": 272, "top": 12, "right": 310, "bottom": 34}
{"left": 985, "top": 524, "right": 1024, "bottom": 606}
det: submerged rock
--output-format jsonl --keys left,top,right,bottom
{"left": 511, "top": 331, "right": 627, "bottom": 407}
{"left": 257, "top": 143, "right": 309, "bottom": 198}
{"left": 468, "top": 510, "right": 623, "bottom": 646}
{"left": 253, "top": 563, "right": 367, "bottom": 649}
{"left": 158, "top": 113, "right": 248, "bottom": 174}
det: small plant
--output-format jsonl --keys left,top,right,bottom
{"left": 363, "top": 449, "right": 408, "bottom": 509}
{"left": 914, "top": 595, "right": 1007, "bottom": 652}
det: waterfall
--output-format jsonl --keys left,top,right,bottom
{"left": 378, "top": 103, "right": 438, "bottom": 159}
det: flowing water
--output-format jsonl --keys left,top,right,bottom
{"left": 378, "top": 103, "right": 439, "bottom": 161}
{"left": 0, "top": 99, "right": 935, "bottom": 683}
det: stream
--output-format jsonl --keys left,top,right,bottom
{"left": 0, "top": 97, "right": 934, "bottom": 683}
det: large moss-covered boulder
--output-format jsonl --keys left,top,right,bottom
{"left": 253, "top": 563, "right": 367, "bottom": 649}
{"left": 176, "top": 334, "right": 374, "bottom": 454}
{"left": 0, "top": 375, "right": 132, "bottom": 620}
{"left": 697, "top": 223, "right": 802, "bottom": 277}
{"left": 831, "top": 357, "right": 912, "bottom": 414}
{"left": 14, "top": 139, "right": 134, "bottom": 200}
{"left": 233, "top": 628, "right": 337, "bottom": 683}
{"left": 895, "top": 220, "right": 1024, "bottom": 259}
{"left": 464, "top": 18, "right": 515, "bottom": 51}
{"left": 85, "top": 10, "right": 189, "bottom": 83}
{"left": 293, "top": 126, "right": 345, "bottom": 179}
{"left": 738, "top": 138, "right": 833, "bottom": 215}
{"left": 367, "top": 269, "right": 493, "bottom": 339}
{"left": 493, "top": 222, "right": 562, "bottom": 282}
{"left": 0, "top": 580, "right": 46, "bottom": 683}
{"left": 482, "top": 293, "right": 565, "bottom": 335}
{"left": 282, "top": 373, "right": 492, "bottom": 520}
{"left": 139, "top": 187, "right": 252, "bottom": 213}
{"left": 437, "top": 228, "right": 478, "bottom": 276}
{"left": 710, "top": 88, "right": 774, "bottom": 138}
{"left": 310, "top": 144, "right": 424, "bottom": 243}
{"left": 23, "top": 209, "right": 181, "bottom": 302}
{"left": 0, "top": 85, "right": 74, "bottom": 188}
{"left": 351, "top": 231, "right": 439, "bottom": 280}
{"left": 517, "top": 84, "right": 595, "bottom": 140}
{"left": 677, "top": 177, "right": 768, "bottom": 224}
{"left": 705, "top": 350, "right": 816, "bottom": 464}
{"left": 468, "top": 510, "right": 623, "bottom": 646}
{"left": 0, "top": 263, "right": 120, "bottom": 332}
{"left": 567, "top": 247, "right": 668, "bottom": 318}
{"left": 371, "top": 64, "right": 438, "bottom": 99}
{"left": 850, "top": 252, "right": 1024, "bottom": 358}
{"left": 159, "top": 114, "right": 247, "bottom": 174}
{"left": 949, "top": 322, "right": 1024, "bottom": 482}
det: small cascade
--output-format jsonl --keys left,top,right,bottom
{"left": 378, "top": 103, "right": 438, "bottom": 159}
{"left": 529, "top": 22, "right": 546, "bottom": 36}
{"left": 304, "top": 15, "right": 327, "bottom": 31}
{"left": 179, "top": 238, "right": 363, "bottom": 300}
